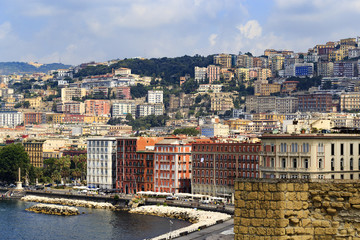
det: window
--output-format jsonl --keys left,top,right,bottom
{"left": 331, "top": 158, "right": 335, "bottom": 171}
{"left": 304, "top": 159, "right": 309, "bottom": 169}
{"left": 318, "top": 143, "right": 324, "bottom": 153}
{"left": 350, "top": 158, "right": 354, "bottom": 170}
{"left": 341, "top": 144, "right": 344, "bottom": 155}
{"left": 331, "top": 143, "right": 335, "bottom": 155}
{"left": 303, "top": 143, "right": 309, "bottom": 153}
{"left": 280, "top": 174, "right": 287, "bottom": 179}
{"left": 350, "top": 174, "right": 354, "bottom": 180}
{"left": 293, "top": 158, "right": 297, "bottom": 168}
{"left": 270, "top": 158, "right": 275, "bottom": 168}
{"left": 331, "top": 175, "right": 335, "bottom": 179}
{"left": 341, "top": 174, "right": 344, "bottom": 179}
{"left": 340, "top": 158, "right": 344, "bottom": 171}
{"left": 350, "top": 144, "right": 354, "bottom": 155}
{"left": 318, "top": 159, "right": 323, "bottom": 169}
{"left": 291, "top": 143, "right": 298, "bottom": 152}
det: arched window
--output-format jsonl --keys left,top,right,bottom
{"left": 340, "top": 158, "right": 344, "bottom": 171}
{"left": 350, "top": 158, "right": 353, "bottom": 170}
{"left": 318, "top": 159, "right": 323, "bottom": 169}
{"left": 331, "top": 158, "right": 335, "bottom": 171}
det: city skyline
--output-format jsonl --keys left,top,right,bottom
{"left": 0, "top": 0, "right": 359, "bottom": 65}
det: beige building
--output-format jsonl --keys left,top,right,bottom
{"left": 340, "top": 92, "right": 360, "bottom": 112}
{"left": 210, "top": 93, "right": 234, "bottom": 112}
{"left": 254, "top": 80, "right": 281, "bottom": 96}
{"left": 61, "top": 88, "right": 87, "bottom": 102}
{"left": 24, "top": 96, "right": 42, "bottom": 108}
{"left": 214, "top": 53, "right": 232, "bottom": 68}
{"left": 260, "top": 134, "right": 360, "bottom": 180}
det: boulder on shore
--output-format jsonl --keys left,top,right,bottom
{"left": 26, "top": 203, "right": 79, "bottom": 216}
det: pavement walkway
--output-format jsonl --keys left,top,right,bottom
{"left": 174, "top": 219, "right": 234, "bottom": 240}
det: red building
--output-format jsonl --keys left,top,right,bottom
{"left": 24, "top": 112, "right": 46, "bottom": 125}
{"left": 191, "top": 139, "right": 261, "bottom": 202}
{"left": 116, "top": 137, "right": 163, "bottom": 194}
{"left": 298, "top": 93, "right": 332, "bottom": 112}
{"left": 114, "top": 86, "right": 131, "bottom": 100}
{"left": 85, "top": 99, "right": 111, "bottom": 116}
{"left": 153, "top": 137, "right": 192, "bottom": 193}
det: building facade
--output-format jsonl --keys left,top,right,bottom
{"left": 23, "top": 140, "right": 45, "bottom": 168}
{"left": 84, "top": 100, "right": 111, "bottom": 116}
{"left": 24, "top": 112, "right": 46, "bottom": 125}
{"left": 297, "top": 94, "right": 332, "bottom": 112}
{"left": 87, "top": 137, "right": 117, "bottom": 189}
{"left": 191, "top": 140, "right": 261, "bottom": 202}
{"left": 260, "top": 134, "right": 360, "bottom": 180}
{"left": 154, "top": 138, "right": 192, "bottom": 193}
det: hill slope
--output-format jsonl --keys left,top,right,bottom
{"left": 0, "top": 62, "right": 71, "bottom": 75}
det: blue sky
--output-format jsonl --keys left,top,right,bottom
{"left": 0, "top": 0, "right": 359, "bottom": 65}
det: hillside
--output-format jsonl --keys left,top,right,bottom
{"left": 74, "top": 55, "right": 214, "bottom": 85}
{"left": 0, "top": 62, "right": 71, "bottom": 75}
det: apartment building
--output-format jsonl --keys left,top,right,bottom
{"left": 116, "top": 137, "right": 163, "bottom": 194}
{"left": 154, "top": 138, "right": 192, "bottom": 193}
{"left": 0, "top": 111, "right": 23, "bottom": 127}
{"left": 246, "top": 96, "right": 298, "bottom": 114}
{"left": 317, "top": 62, "right": 334, "bottom": 77}
{"left": 206, "top": 65, "right": 220, "bottom": 83}
{"left": 210, "top": 93, "right": 234, "bottom": 112}
{"left": 333, "top": 62, "right": 356, "bottom": 78}
{"left": 191, "top": 140, "right": 261, "bottom": 202}
{"left": 254, "top": 80, "right": 281, "bottom": 96}
{"left": 297, "top": 94, "right": 332, "bottom": 112}
{"left": 214, "top": 53, "right": 232, "bottom": 68}
{"left": 87, "top": 137, "right": 117, "bottom": 189}
{"left": 136, "top": 103, "right": 164, "bottom": 118}
{"left": 194, "top": 67, "right": 207, "bottom": 82}
{"left": 147, "top": 90, "right": 163, "bottom": 104}
{"left": 340, "top": 92, "right": 360, "bottom": 112}
{"left": 57, "top": 101, "right": 85, "bottom": 114}
{"left": 84, "top": 99, "right": 111, "bottom": 116}
{"left": 112, "top": 100, "right": 136, "bottom": 118}
{"left": 260, "top": 134, "right": 360, "bottom": 180}
{"left": 24, "top": 112, "right": 46, "bottom": 125}
{"left": 61, "top": 88, "right": 87, "bottom": 102}
{"left": 23, "top": 139, "right": 45, "bottom": 168}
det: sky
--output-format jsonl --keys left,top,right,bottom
{"left": 0, "top": 0, "right": 359, "bottom": 65}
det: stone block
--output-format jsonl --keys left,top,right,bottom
{"left": 247, "top": 192, "right": 258, "bottom": 200}
{"left": 277, "top": 183, "right": 287, "bottom": 192}
{"left": 274, "top": 228, "right": 286, "bottom": 236}
{"left": 301, "top": 219, "right": 311, "bottom": 227}
{"left": 244, "top": 182, "right": 252, "bottom": 191}
{"left": 287, "top": 183, "right": 294, "bottom": 192}
{"left": 277, "top": 219, "right": 289, "bottom": 228}
{"left": 286, "top": 192, "right": 297, "bottom": 201}
{"left": 349, "top": 197, "right": 360, "bottom": 205}
{"left": 330, "top": 202, "right": 343, "bottom": 208}
{"left": 273, "top": 192, "right": 285, "bottom": 201}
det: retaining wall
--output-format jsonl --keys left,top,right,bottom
{"left": 235, "top": 179, "right": 360, "bottom": 240}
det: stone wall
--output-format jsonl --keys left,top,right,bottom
{"left": 234, "top": 179, "right": 360, "bottom": 240}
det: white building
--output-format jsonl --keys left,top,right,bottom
{"left": 198, "top": 84, "right": 223, "bottom": 93}
{"left": 61, "top": 88, "right": 87, "bottom": 102}
{"left": 112, "top": 100, "right": 136, "bottom": 118}
{"left": 260, "top": 134, "right": 360, "bottom": 180}
{"left": 136, "top": 103, "right": 164, "bottom": 118}
{"left": 147, "top": 90, "right": 163, "bottom": 103}
{"left": 194, "top": 66, "right": 207, "bottom": 82}
{"left": 87, "top": 137, "right": 117, "bottom": 190}
{"left": 0, "top": 111, "right": 23, "bottom": 128}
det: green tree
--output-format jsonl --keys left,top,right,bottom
{"left": 175, "top": 111, "right": 183, "bottom": 119}
{"left": 0, "top": 143, "right": 31, "bottom": 183}
{"left": 23, "top": 101, "right": 30, "bottom": 108}
{"left": 173, "top": 128, "right": 199, "bottom": 136}
{"left": 126, "top": 113, "right": 134, "bottom": 121}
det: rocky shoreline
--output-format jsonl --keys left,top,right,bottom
{"left": 21, "top": 195, "right": 115, "bottom": 210}
{"left": 130, "top": 205, "right": 232, "bottom": 240}
{"left": 26, "top": 203, "right": 79, "bottom": 216}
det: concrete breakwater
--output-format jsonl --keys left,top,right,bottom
{"left": 130, "top": 205, "right": 232, "bottom": 240}
{"left": 26, "top": 203, "right": 79, "bottom": 216}
{"left": 21, "top": 195, "right": 115, "bottom": 210}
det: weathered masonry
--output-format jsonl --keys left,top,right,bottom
{"left": 235, "top": 179, "right": 360, "bottom": 239}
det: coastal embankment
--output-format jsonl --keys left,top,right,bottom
{"left": 130, "top": 205, "right": 232, "bottom": 240}
{"left": 26, "top": 203, "right": 80, "bottom": 216}
{"left": 21, "top": 195, "right": 115, "bottom": 209}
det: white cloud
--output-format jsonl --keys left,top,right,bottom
{"left": 237, "top": 20, "right": 262, "bottom": 39}
{"left": 209, "top": 34, "right": 218, "bottom": 46}
{"left": 0, "top": 22, "right": 11, "bottom": 40}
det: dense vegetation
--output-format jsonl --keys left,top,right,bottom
{"left": 0, "top": 62, "right": 71, "bottom": 75}
{"left": 0, "top": 144, "right": 31, "bottom": 183}
{"left": 173, "top": 128, "right": 199, "bottom": 136}
{"left": 74, "top": 55, "right": 214, "bottom": 85}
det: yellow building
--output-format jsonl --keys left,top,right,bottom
{"left": 224, "top": 119, "right": 252, "bottom": 131}
{"left": 210, "top": 93, "right": 234, "bottom": 112}
{"left": 270, "top": 55, "right": 285, "bottom": 74}
{"left": 51, "top": 113, "right": 65, "bottom": 124}
{"left": 214, "top": 53, "right": 232, "bottom": 68}
{"left": 236, "top": 68, "right": 250, "bottom": 82}
{"left": 329, "top": 49, "right": 342, "bottom": 61}
{"left": 254, "top": 80, "right": 281, "bottom": 96}
{"left": 24, "top": 96, "right": 42, "bottom": 108}
{"left": 257, "top": 68, "right": 272, "bottom": 80}
{"left": 252, "top": 113, "right": 285, "bottom": 123}
{"left": 84, "top": 116, "right": 110, "bottom": 124}
{"left": 23, "top": 139, "right": 45, "bottom": 168}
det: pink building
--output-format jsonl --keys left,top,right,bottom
{"left": 154, "top": 137, "right": 192, "bottom": 193}
{"left": 85, "top": 100, "right": 111, "bottom": 116}
{"left": 206, "top": 65, "right": 220, "bottom": 83}
{"left": 114, "top": 86, "right": 131, "bottom": 99}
